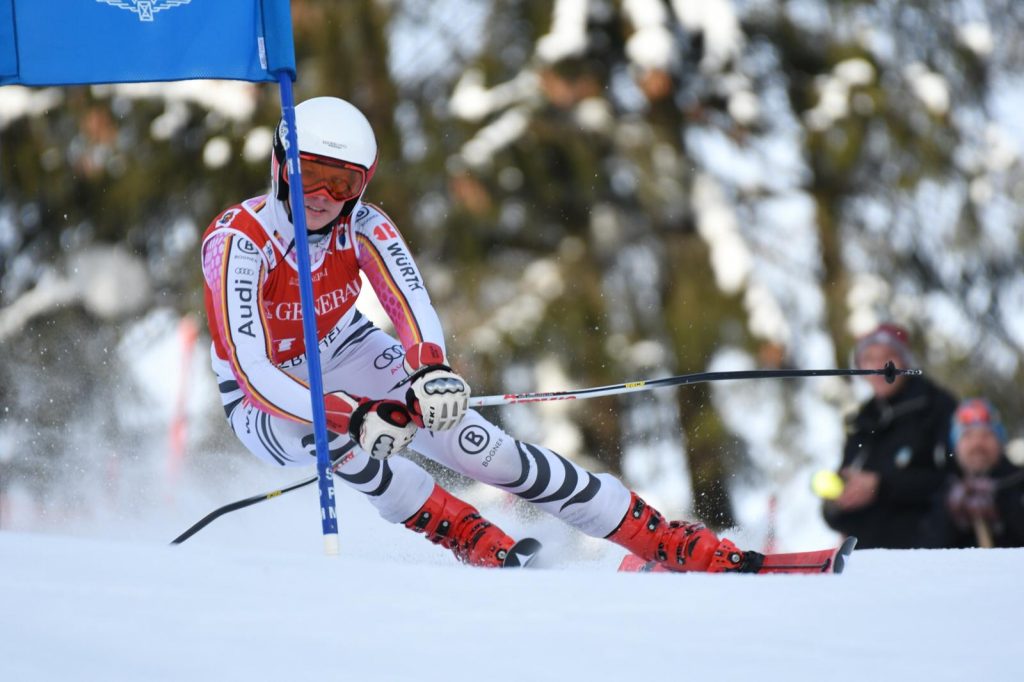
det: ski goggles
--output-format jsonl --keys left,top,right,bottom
{"left": 951, "top": 398, "right": 1006, "bottom": 444}
{"left": 298, "top": 152, "right": 367, "bottom": 202}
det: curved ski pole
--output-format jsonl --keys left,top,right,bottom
{"left": 170, "top": 475, "right": 318, "bottom": 545}
{"left": 170, "top": 443, "right": 356, "bottom": 545}
{"left": 470, "top": 362, "right": 919, "bottom": 408}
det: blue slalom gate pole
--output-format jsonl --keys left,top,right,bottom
{"left": 276, "top": 74, "right": 339, "bottom": 554}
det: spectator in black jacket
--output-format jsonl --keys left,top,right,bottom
{"left": 823, "top": 323, "right": 958, "bottom": 549}
{"left": 922, "top": 399, "right": 1024, "bottom": 548}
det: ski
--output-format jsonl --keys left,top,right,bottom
{"left": 617, "top": 536, "right": 858, "bottom": 575}
{"left": 757, "top": 536, "right": 857, "bottom": 574}
{"left": 502, "top": 537, "right": 542, "bottom": 568}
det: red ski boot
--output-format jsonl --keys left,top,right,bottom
{"left": 607, "top": 493, "right": 763, "bottom": 573}
{"left": 404, "top": 484, "right": 517, "bottom": 567}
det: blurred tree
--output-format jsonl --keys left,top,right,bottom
{"left": 421, "top": 0, "right": 1024, "bottom": 531}
{"left": 2, "top": 0, "right": 1023, "bottom": 540}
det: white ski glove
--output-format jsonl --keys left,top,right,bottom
{"left": 326, "top": 392, "right": 417, "bottom": 459}
{"left": 403, "top": 342, "right": 470, "bottom": 431}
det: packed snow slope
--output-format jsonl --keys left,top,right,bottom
{"left": 2, "top": 479, "right": 1021, "bottom": 682}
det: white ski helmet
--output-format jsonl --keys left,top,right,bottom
{"left": 271, "top": 97, "right": 378, "bottom": 220}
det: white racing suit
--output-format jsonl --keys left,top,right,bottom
{"left": 201, "top": 196, "right": 630, "bottom": 537}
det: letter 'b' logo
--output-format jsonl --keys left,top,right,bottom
{"left": 458, "top": 425, "right": 489, "bottom": 454}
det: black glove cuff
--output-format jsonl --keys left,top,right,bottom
{"left": 406, "top": 363, "right": 453, "bottom": 384}
{"left": 348, "top": 400, "right": 373, "bottom": 439}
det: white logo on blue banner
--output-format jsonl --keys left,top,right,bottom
{"left": 97, "top": 0, "right": 192, "bottom": 23}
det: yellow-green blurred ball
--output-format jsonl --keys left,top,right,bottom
{"left": 811, "top": 470, "right": 844, "bottom": 500}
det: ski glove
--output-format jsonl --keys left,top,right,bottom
{"left": 325, "top": 391, "right": 417, "bottom": 459}
{"left": 403, "top": 342, "right": 470, "bottom": 431}
{"left": 947, "top": 476, "right": 999, "bottom": 527}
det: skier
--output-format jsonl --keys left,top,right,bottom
{"left": 201, "top": 96, "right": 756, "bottom": 571}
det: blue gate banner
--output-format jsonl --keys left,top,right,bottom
{"left": 0, "top": 0, "right": 344, "bottom": 547}
{"left": 1, "top": 0, "right": 295, "bottom": 86}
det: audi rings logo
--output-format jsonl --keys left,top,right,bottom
{"left": 458, "top": 425, "right": 490, "bottom": 455}
{"left": 374, "top": 344, "right": 405, "bottom": 370}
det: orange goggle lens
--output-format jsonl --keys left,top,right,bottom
{"left": 299, "top": 154, "right": 366, "bottom": 201}
{"left": 955, "top": 401, "right": 993, "bottom": 427}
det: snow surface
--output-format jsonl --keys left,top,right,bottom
{"left": 2, "top": 475, "right": 1021, "bottom": 682}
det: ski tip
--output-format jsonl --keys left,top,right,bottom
{"left": 502, "top": 537, "right": 542, "bottom": 568}
{"left": 832, "top": 536, "right": 858, "bottom": 574}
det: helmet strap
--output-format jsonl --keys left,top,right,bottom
{"left": 341, "top": 196, "right": 361, "bottom": 218}
{"left": 272, "top": 133, "right": 290, "bottom": 203}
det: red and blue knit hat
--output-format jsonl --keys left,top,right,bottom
{"left": 853, "top": 323, "right": 915, "bottom": 369}
{"left": 951, "top": 398, "right": 1007, "bottom": 445}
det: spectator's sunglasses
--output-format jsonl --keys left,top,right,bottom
{"left": 298, "top": 152, "right": 367, "bottom": 202}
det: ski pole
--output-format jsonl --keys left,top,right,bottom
{"left": 170, "top": 474, "right": 319, "bottom": 545}
{"left": 175, "top": 363, "right": 915, "bottom": 543}
{"left": 170, "top": 443, "right": 356, "bottom": 545}
{"left": 469, "top": 362, "right": 918, "bottom": 408}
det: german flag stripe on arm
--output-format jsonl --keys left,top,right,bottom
{"left": 356, "top": 231, "right": 424, "bottom": 347}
